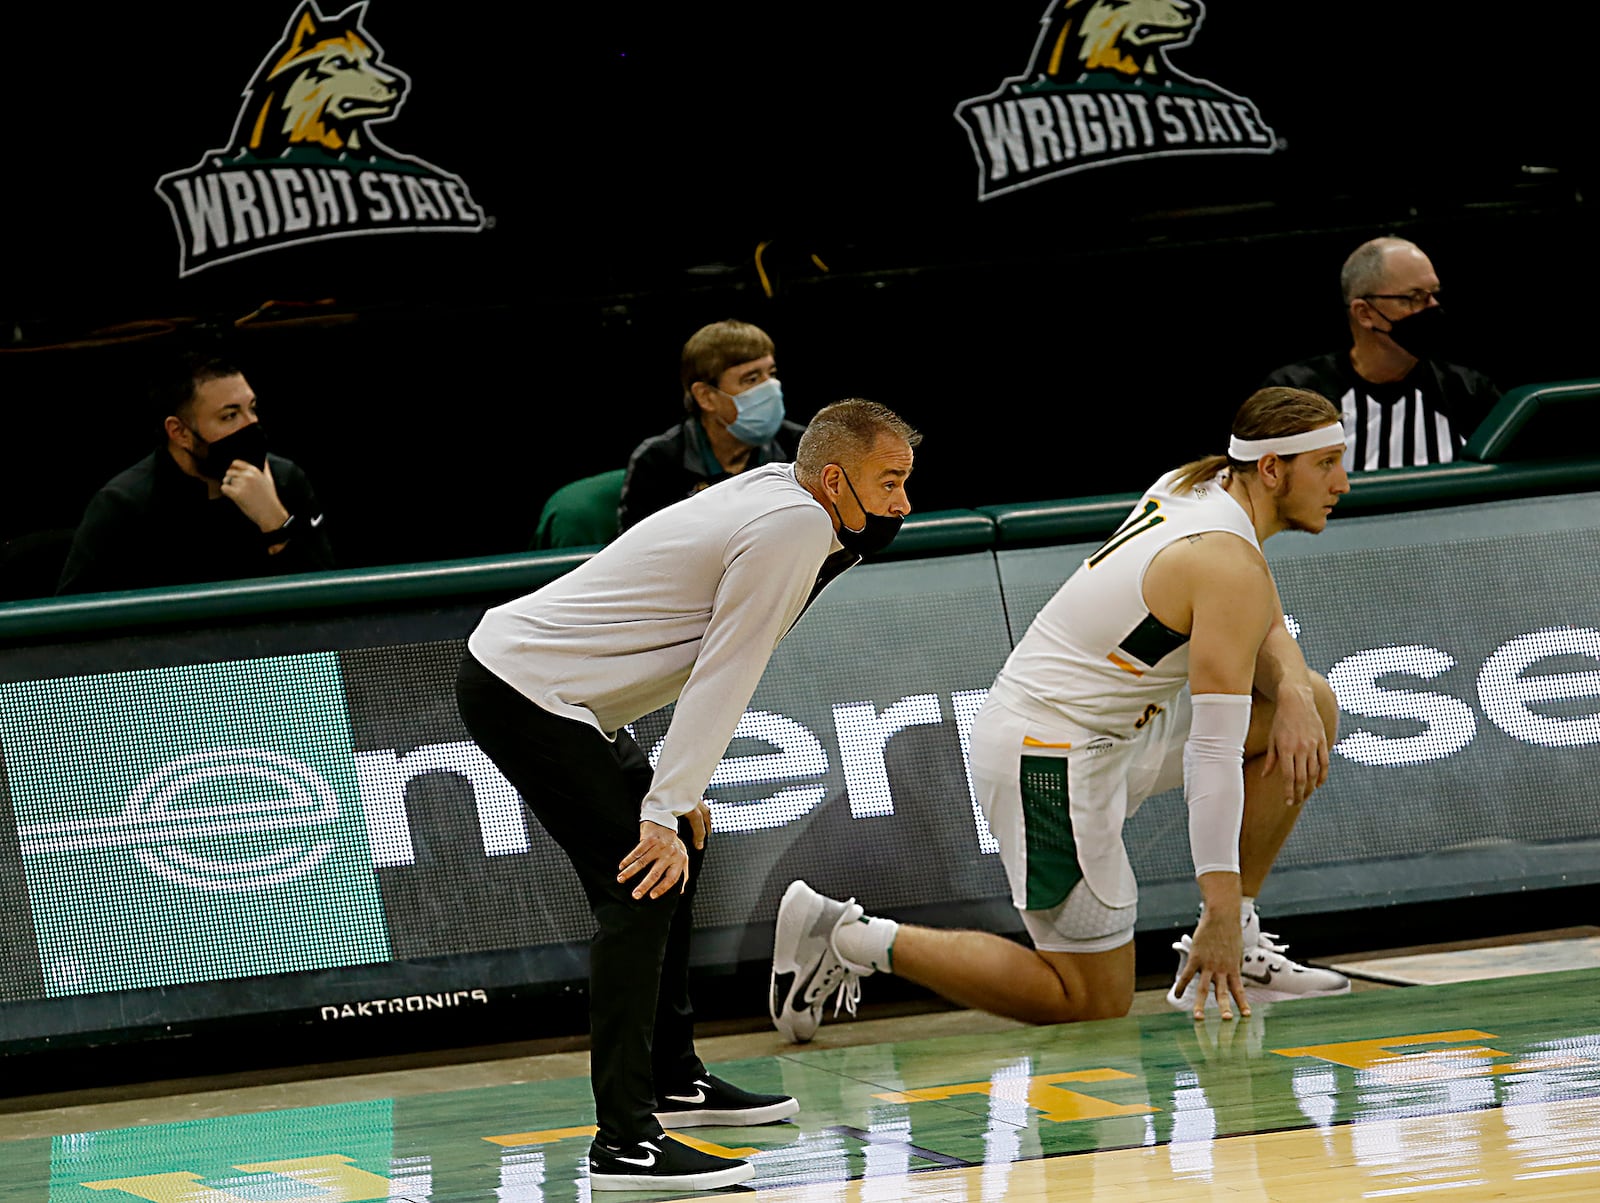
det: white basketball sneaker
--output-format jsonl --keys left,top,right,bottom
{"left": 1167, "top": 907, "right": 1351, "bottom": 1011}
{"left": 769, "top": 880, "right": 874, "bottom": 1043}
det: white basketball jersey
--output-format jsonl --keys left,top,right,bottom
{"left": 996, "top": 468, "right": 1260, "bottom": 739}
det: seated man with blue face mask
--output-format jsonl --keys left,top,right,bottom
{"left": 617, "top": 319, "right": 805, "bottom": 533}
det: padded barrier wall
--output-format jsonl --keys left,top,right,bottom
{"left": 2, "top": 467, "right": 1599, "bottom": 1052}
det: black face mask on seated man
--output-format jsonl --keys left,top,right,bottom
{"left": 192, "top": 421, "right": 269, "bottom": 481}
{"left": 1380, "top": 305, "right": 1447, "bottom": 360}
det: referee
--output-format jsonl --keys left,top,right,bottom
{"left": 1261, "top": 236, "right": 1500, "bottom": 470}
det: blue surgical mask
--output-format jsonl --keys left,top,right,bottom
{"left": 724, "top": 377, "right": 785, "bottom": 445}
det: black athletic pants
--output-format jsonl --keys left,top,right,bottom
{"left": 455, "top": 652, "right": 706, "bottom": 1144}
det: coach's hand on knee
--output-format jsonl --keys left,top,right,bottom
{"left": 619, "top": 819, "right": 689, "bottom": 899}
{"left": 686, "top": 800, "right": 711, "bottom": 850}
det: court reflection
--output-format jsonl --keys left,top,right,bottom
{"left": 49, "top": 1099, "right": 398, "bottom": 1202}
{"left": 11, "top": 970, "right": 1600, "bottom": 1203}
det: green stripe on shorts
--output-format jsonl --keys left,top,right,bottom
{"left": 1019, "top": 754, "right": 1084, "bottom": 911}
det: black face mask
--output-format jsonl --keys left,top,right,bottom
{"left": 1378, "top": 305, "right": 1446, "bottom": 360}
{"left": 193, "top": 421, "right": 268, "bottom": 480}
{"left": 833, "top": 468, "right": 903, "bottom": 557}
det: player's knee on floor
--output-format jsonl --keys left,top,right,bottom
{"left": 1030, "top": 980, "right": 1133, "bottom": 1025}
{"left": 1033, "top": 941, "right": 1136, "bottom": 1024}
{"left": 1062, "top": 988, "right": 1134, "bottom": 1024}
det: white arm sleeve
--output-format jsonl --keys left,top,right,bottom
{"left": 1184, "top": 693, "right": 1253, "bottom": 878}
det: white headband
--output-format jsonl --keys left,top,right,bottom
{"left": 1228, "top": 422, "right": 1346, "bottom": 461}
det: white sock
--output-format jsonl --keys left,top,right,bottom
{"left": 832, "top": 913, "right": 898, "bottom": 974}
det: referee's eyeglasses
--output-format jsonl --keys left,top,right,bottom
{"left": 1361, "top": 288, "right": 1441, "bottom": 312}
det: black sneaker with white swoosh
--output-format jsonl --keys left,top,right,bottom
{"left": 655, "top": 1073, "right": 799, "bottom": 1127}
{"left": 587, "top": 1133, "right": 754, "bottom": 1191}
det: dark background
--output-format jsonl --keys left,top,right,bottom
{"left": 2, "top": 1, "right": 1596, "bottom": 598}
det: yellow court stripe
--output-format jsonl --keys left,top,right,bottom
{"left": 683, "top": 1094, "right": 1600, "bottom": 1202}
{"left": 483, "top": 1124, "right": 597, "bottom": 1146}
{"left": 481, "top": 1124, "right": 754, "bottom": 1158}
{"left": 670, "top": 1132, "right": 760, "bottom": 1158}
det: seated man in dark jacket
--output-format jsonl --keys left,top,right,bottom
{"left": 617, "top": 319, "right": 804, "bottom": 533}
{"left": 1262, "top": 237, "right": 1500, "bottom": 471}
{"left": 57, "top": 352, "right": 333, "bottom": 594}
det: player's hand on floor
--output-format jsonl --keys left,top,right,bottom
{"left": 1180, "top": 912, "right": 1250, "bottom": 1021}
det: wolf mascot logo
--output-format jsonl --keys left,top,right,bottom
{"left": 241, "top": 6, "right": 408, "bottom": 157}
{"left": 1034, "top": 0, "right": 1200, "bottom": 85}
{"left": 955, "top": 0, "right": 1277, "bottom": 198}
{"left": 157, "top": 2, "right": 486, "bottom": 276}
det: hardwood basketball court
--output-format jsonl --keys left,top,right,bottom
{"left": 4, "top": 947, "right": 1597, "bottom": 1202}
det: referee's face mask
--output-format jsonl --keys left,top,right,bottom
{"left": 1374, "top": 304, "right": 1446, "bottom": 360}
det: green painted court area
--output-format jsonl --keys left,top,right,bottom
{"left": 11, "top": 968, "right": 1600, "bottom": 1202}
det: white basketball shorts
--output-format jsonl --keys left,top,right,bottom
{"left": 971, "top": 684, "right": 1190, "bottom": 953}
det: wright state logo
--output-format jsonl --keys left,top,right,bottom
{"left": 156, "top": 1, "right": 486, "bottom": 276}
{"left": 954, "top": 0, "right": 1278, "bottom": 198}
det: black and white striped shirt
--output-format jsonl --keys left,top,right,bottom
{"left": 1263, "top": 352, "right": 1501, "bottom": 471}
